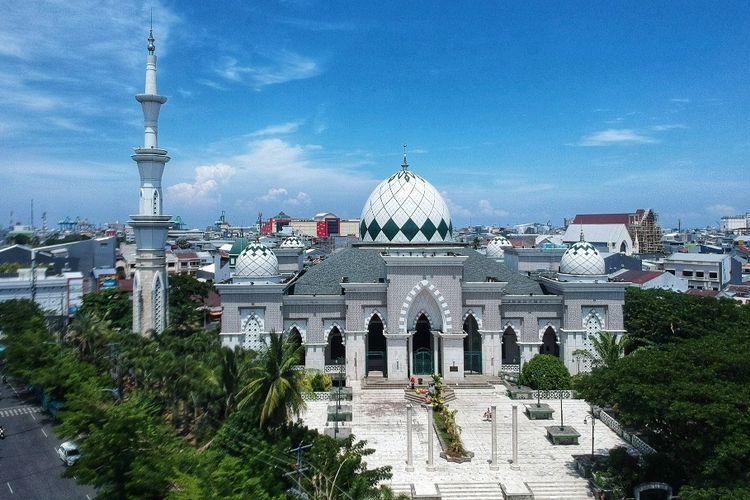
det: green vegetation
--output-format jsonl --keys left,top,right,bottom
{"left": 0, "top": 278, "right": 394, "bottom": 499}
{"left": 576, "top": 288, "right": 750, "bottom": 496}
{"left": 519, "top": 354, "right": 571, "bottom": 389}
{"left": 430, "top": 374, "right": 467, "bottom": 458}
{"left": 301, "top": 370, "right": 333, "bottom": 393}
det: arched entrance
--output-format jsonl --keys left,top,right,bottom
{"left": 502, "top": 326, "right": 520, "bottom": 364}
{"left": 463, "top": 315, "right": 482, "bottom": 374}
{"left": 289, "top": 327, "right": 305, "bottom": 366}
{"left": 366, "top": 315, "right": 387, "bottom": 377}
{"left": 540, "top": 326, "right": 560, "bottom": 357}
{"left": 412, "top": 314, "right": 433, "bottom": 375}
{"left": 325, "top": 326, "right": 345, "bottom": 365}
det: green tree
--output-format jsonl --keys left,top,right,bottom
{"left": 237, "top": 333, "right": 305, "bottom": 429}
{"left": 71, "top": 395, "right": 184, "bottom": 500}
{"left": 519, "top": 354, "right": 571, "bottom": 390}
{"left": 78, "top": 288, "right": 132, "bottom": 332}
{"left": 168, "top": 274, "right": 215, "bottom": 334}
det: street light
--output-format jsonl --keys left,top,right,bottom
{"left": 583, "top": 405, "right": 595, "bottom": 457}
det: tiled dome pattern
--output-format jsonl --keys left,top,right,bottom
{"left": 360, "top": 168, "right": 453, "bottom": 243}
{"left": 280, "top": 236, "right": 304, "bottom": 249}
{"left": 559, "top": 241, "right": 605, "bottom": 275}
{"left": 486, "top": 236, "right": 513, "bottom": 258}
{"left": 235, "top": 242, "right": 279, "bottom": 277}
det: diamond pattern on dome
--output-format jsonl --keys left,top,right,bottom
{"left": 382, "top": 218, "right": 400, "bottom": 241}
{"left": 437, "top": 219, "right": 449, "bottom": 239}
{"left": 235, "top": 243, "right": 279, "bottom": 278}
{"left": 559, "top": 241, "right": 605, "bottom": 275}
{"left": 401, "top": 218, "right": 420, "bottom": 241}
{"left": 360, "top": 165, "right": 452, "bottom": 244}
{"left": 486, "top": 236, "right": 513, "bottom": 258}
{"left": 280, "top": 236, "right": 304, "bottom": 248}
{"left": 421, "top": 219, "right": 437, "bottom": 240}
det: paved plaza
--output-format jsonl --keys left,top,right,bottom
{"left": 301, "top": 384, "right": 632, "bottom": 499}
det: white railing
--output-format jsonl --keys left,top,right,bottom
{"left": 301, "top": 391, "right": 330, "bottom": 401}
{"left": 599, "top": 409, "right": 656, "bottom": 455}
{"left": 324, "top": 365, "right": 345, "bottom": 374}
{"left": 500, "top": 364, "right": 520, "bottom": 374}
{"left": 291, "top": 365, "right": 306, "bottom": 371}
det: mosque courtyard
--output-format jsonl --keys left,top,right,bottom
{"left": 301, "top": 384, "right": 632, "bottom": 499}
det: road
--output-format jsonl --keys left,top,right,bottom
{"left": 0, "top": 379, "right": 96, "bottom": 499}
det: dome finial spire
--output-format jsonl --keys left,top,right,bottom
{"left": 401, "top": 144, "right": 409, "bottom": 171}
{"left": 579, "top": 225, "right": 585, "bottom": 242}
{"left": 147, "top": 9, "right": 156, "bottom": 54}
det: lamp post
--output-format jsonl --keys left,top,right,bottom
{"left": 559, "top": 392, "right": 565, "bottom": 431}
{"left": 583, "top": 405, "right": 595, "bottom": 457}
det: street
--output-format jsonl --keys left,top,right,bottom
{"left": 0, "top": 379, "right": 96, "bottom": 499}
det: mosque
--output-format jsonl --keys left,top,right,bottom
{"left": 129, "top": 29, "right": 627, "bottom": 381}
{"left": 217, "top": 155, "right": 628, "bottom": 382}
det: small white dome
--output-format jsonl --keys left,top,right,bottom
{"left": 559, "top": 240, "right": 605, "bottom": 275}
{"left": 360, "top": 160, "right": 452, "bottom": 244}
{"left": 280, "top": 236, "right": 304, "bottom": 249}
{"left": 486, "top": 236, "right": 513, "bottom": 258}
{"left": 235, "top": 242, "right": 279, "bottom": 278}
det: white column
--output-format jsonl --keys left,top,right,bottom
{"left": 490, "top": 405, "right": 499, "bottom": 470}
{"left": 511, "top": 404, "right": 520, "bottom": 470}
{"left": 406, "top": 404, "right": 414, "bottom": 471}
{"left": 427, "top": 407, "right": 435, "bottom": 471}
{"left": 432, "top": 332, "right": 439, "bottom": 374}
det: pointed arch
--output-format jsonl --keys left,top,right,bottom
{"left": 502, "top": 325, "right": 520, "bottom": 364}
{"left": 540, "top": 325, "right": 559, "bottom": 357}
{"left": 288, "top": 326, "right": 305, "bottom": 365}
{"left": 325, "top": 325, "right": 345, "bottom": 365}
{"left": 412, "top": 313, "right": 434, "bottom": 375}
{"left": 399, "top": 279, "right": 453, "bottom": 333}
{"left": 463, "top": 313, "right": 482, "bottom": 374}
{"left": 366, "top": 314, "right": 387, "bottom": 376}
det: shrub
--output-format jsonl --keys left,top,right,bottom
{"left": 519, "top": 354, "right": 571, "bottom": 390}
{"left": 311, "top": 372, "right": 332, "bottom": 392}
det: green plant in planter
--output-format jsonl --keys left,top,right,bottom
{"left": 431, "top": 373, "right": 445, "bottom": 411}
{"left": 519, "top": 354, "right": 571, "bottom": 390}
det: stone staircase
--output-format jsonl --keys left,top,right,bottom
{"left": 525, "top": 480, "right": 593, "bottom": 499}
{"left": 436, "top": 482, "right": 505, "bottom": 499}
{"left": 404, "top": 386, "right": 456, "bottom": 405}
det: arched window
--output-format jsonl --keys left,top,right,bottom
{"left": 463, "top": 315, "right": 482, "bottom": 374}
{"left": 540, "top": 326, "right": 559, "bottom": 357}
{"left": 242, "top": 315, "right": 263, "bottom": 351}
{"left": 367, "top": 315, "right": 387, "bottom": 376}
{"left": 326, "top": 326, "right": 345, "bottom": 365}
{"left": 502, "top": 326, "right": 520, "bottom": 364}
{"left": 289, "top": 327, "right": 305, "bottom": 365}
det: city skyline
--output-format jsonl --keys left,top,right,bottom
{"left": 1, "top": 1, "right": 749, "bottom": 230}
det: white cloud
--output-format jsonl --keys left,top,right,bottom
{"left": 249, "top": 122, "right": 301, "bottom": 137}
{"left": 707, "top": 204, "right": 738, "bottom": 216}
{"left": 577, "top": 129, "right": 657, "bottom": 146}
{"left": 167, "top": 163, "right": 236, "bottom": 206}
{"left": 216, "top": 50, "right": 321, "bottom": 89}
{"left": 651, "top": 124, "right": 688, "bottom": 132}
{"left": 478, "top": 200, "right": 509, "bottom": 218}
{"left": 260, "top": 188, "right": 288, "bottom": 201}
{"left": 670, "top": 98, "right": 690, "bottom": 103}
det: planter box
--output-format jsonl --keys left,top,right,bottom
{"left": 324, "top": 425, "right": 352, "bottom": 439}
{"left": 507, "top": 385, "right": 535, "bottom": 400}
{"left": 329, "top": 387, "right": 353, "bottom": 401}
{"left": 327, "top": 403, "right": 352, "bottom": 422}
{"left": 546, "top": 425, "right": 581, "bottom": 445}
{"left": 525, "top": 403, "right": 554, "bottom": 420}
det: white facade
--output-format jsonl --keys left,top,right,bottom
{"left": 0, "top": 269, "right": 84, "bottom": 317}
{"left": 218, "top": 160, "right": 628, "bottom": 381}
{"left": 129, "top": 31, "right": 171, "bottom": 335}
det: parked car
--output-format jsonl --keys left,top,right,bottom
{"left": 56, "top": 441, "right": 80, "bottom": 466}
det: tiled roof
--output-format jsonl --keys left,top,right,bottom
{"left": 686, "top": 289, "right": 721, "bottom": 298}
{"left": 612, "top": 270, "right": 664, "bottom": 284}
{"left": 573, "top": 214, "right": 630, "bottom": 225}
{"left": 289, "top": 247, "right": 542, "bottom": 295}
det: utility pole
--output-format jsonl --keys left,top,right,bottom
{"left": 107, "top": 342, "right": 123, "bottom": 401}
{"left": 286, "top": 441, "right": 311, "bottom": 499}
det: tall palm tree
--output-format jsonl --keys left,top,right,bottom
{"left": 237, "top": 332, "right": 305, "bottom": 429}
{"left": 580, "top": 331, "right": 630, "bottom": 369}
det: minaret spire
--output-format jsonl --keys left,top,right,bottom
{"left": 401, "top": 144, "right": 409, "bottom": 171}
{"left": 129, "top": 27, "right": 172, "bottom": 336}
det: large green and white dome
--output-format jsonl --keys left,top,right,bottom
{"left": 235, "top": 242, "right": 279, "bottom": 279}
{"left": 359, "top": 159, "right": 452, "bottom": 244}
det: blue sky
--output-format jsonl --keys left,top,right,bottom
{"left": 1, "top": 1, "right": 748, "bottom": 230}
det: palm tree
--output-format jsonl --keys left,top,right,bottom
{"left": 578, "top": 331, "right": 629, "bottom": 369}
{"left": 237, "top": 332, "right": 305, "bottom": 429}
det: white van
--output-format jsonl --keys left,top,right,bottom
{"left": 56, "top": 441, "right": 80, "bottom": 466}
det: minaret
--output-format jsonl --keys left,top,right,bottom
{"left": 129, "top": 28, "right": 172, "bottom": 335}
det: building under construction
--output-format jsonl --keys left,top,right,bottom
{"left": 572, "top": 208, "right": 663, "bottom": 254}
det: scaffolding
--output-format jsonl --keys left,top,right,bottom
{"left": 631, "top": 209, "right": 663, "bottom": 254}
